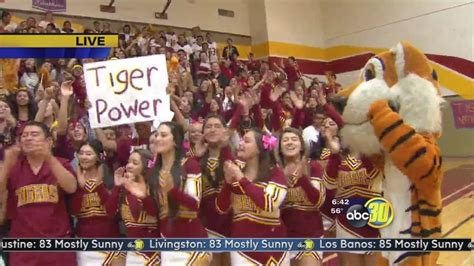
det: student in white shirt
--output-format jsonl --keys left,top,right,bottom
{"left": 302, "top": 107, "right": 326, "bottom": 150}
{"left": 205, "top": 32, "right": 219, "bottom": 63}
{"left": 38, "top": 11, "right": 57, "bottom": 29}
{"left": 192, "top": 36, "right": 204, "bottom": 59}
{"left": 1, "top": 11, "right": 17, "bottom": 33}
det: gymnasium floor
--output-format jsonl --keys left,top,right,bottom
{"left": 323, "top": 157, "right": 474, "bottom": 266}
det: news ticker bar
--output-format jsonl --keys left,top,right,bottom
{"left": 1, "top": 238, "right": 472, "bottom": 252}
{"left": 0, "top": 34, "right": 119, "bottom": 48}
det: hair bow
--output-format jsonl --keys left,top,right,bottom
{"left": 183, "top": 139, "right": 190, "bottom": 151}
{"left": 147, "top": 156, "right": 157, "bottom": 169}
{"left": 262, "top": 134, "right": 278, "bottom": 151}
{"left": 99, "top": 152, "right": 106, "bottom": 161}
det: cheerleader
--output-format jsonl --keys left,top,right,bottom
{"left": 152, "top": 121, "right": 210, "bottom": 265}
{"left": 278, "top": 128, "right": 325, "bottom": 266}
{"left": 216, "top": 128, "right": 289, "bottom": 265}
{"left": 199, "top": 114, "right": 235, "bottom": 266}
{"left": 71, "top": 140, "right": 123, "bottom": 266}
{"left": 322, "top": 118, "right": 382, "bottom": 266}
{"left": 107, "top": 149, "right": 160, "bottom": 266}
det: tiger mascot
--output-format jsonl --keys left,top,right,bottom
{"left": 337, "top": 41, "right": 444, "bottom": 266}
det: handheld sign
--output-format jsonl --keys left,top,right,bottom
{"left": 84, "top": 55, "right": 174, "bottom": 128}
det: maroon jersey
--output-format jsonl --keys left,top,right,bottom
{"left": 323, "top": 153, "right": 382, "bottom": 237}
{"left": 282, "top": 161, "right": 325, "bottom": 238}
{"left": 198, "top": 146, "right": 234, "bottom": 237}
{"left": 216, "top": 165, "right": 288, "bottom": 264}
{"left": 6, "top": 155, "right": 77, "bottom": 265}
{"left": 71, "top": 181, "right": 120, "bottom": 237}
{"left": 159, "top": 157, "right": 207, "bottom": 238}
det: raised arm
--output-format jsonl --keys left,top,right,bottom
{"left": 57, "top": 80, "right": 74, "bottom": 136}
{"left": 170, "top": 99, "right": 189, "bottom": 132}
{"left": 298, "top": 162, "right": 325, "bottom": 208}
{"left": 95, "top": 128, "right": 117, "bottom": 152}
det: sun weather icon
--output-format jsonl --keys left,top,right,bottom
{"left": 297, "top": 239, "right": 315, "bottom": 250}
{"left": 134, "top": 239, "right": 145, "bottom": 251}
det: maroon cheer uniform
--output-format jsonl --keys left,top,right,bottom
{"left": 282, "top": 161, "right": 325, "bottom": 261}
{"left": 71, "top": 181, "right": 120, "bottom": 237}
{"left": 198, "top": 146, "right": 234, "bottom": 237}
{"left": 105, "top": 184, "right": 159, "bottom": 264}
{"left": 282, "top": 161, "right": 325, "bottom": 238}
{"left": 323, "top": 153, "right": 382, "bottom": 238}
{"left": 159, "top": 157, "right": 207, "bottom": 238}
{"left": 159, "top": 157, "right": 210, "bottom": 264}
{"left": 216, "top": 165, "right": 289, "bottom": 265}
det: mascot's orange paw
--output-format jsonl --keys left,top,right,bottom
{"left": 368, "top": 99, "right": 390, "bottom": 119}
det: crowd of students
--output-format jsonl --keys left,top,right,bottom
{"left": 0, "top": 9, "right": 382, "bottom": 266}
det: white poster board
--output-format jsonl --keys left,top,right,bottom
{"left": 84, "top": 55, "right": 174, "bottom": 128}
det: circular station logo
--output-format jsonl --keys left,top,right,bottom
{"left": 346, "top": 197, "right": 394, "bottom": 229}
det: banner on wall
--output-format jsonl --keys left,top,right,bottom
{"left": 84, "top": 55, "right": 174, "bottom": 128}
{"left": 32, "top": 0, "right": 67, "bottom": 12}
{"left": 451, "top": 100, "right": 474, "bottom": 129}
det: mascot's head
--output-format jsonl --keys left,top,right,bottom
{"left": 338, "top": 41, "right": 444, "bottom": 156}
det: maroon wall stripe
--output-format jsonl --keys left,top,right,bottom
{"left": 267, "top": 53, "right": 473, "bottom": 79}
{"left": 426, "top": 54, "right": 474, "bottom": 79}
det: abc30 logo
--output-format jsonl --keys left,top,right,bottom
{"left": 346, "top": 197, "right": 394, "bottom": 228}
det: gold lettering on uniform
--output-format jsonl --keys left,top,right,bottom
{"left": 15, "top": 184, "right": 59, "bottom": 207}
{"left": 48, "top": 185, "right": 58, "bottom": 202}
{"left": 338, "top": 169, "right": 371, "bottom": 187}
{"left": 34, "top": 186, "right": 43, "bottom": 202}
{"left": 121, "top": 204, "right": 133, "bottom": 222}
{"left": 286, "top": 187, "right": 310, "bottom": 204}
{"left": 26, "top": 186, "right": 34, "bottom": 204}
{"left": 81, "top": 192, "right": 102, "bottom": 210}
{"left": 232, "top": 194, "right": 258, "bottom": 212}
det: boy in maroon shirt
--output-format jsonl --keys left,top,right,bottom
{"left": 0, "top": 121, "right": 77, "bottom": 265}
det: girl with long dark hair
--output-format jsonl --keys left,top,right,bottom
{"left": 278, "top": 127, "right": 325, "bottom": 266}
{"left": 151, "top": 122, "right": 210, "bottom": 265}
{"left": 106, "top": 149, "right": 160, "bottom": 265}
{"left": 198, "top": 114, "right": 235, "bottom": 266}
{"left": 216, "top": 128, "right": 289, "bottom": 265}
{"left": 71, "top": 140, "right": 123, "bottom": 265}
{"left": 8, "top": 89, "right": 37, "bottom": 137}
